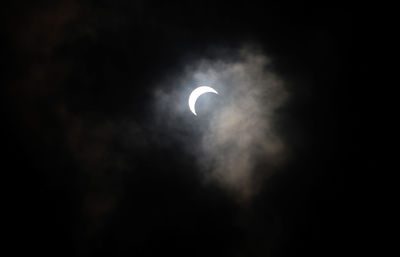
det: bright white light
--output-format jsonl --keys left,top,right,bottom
{"left": 188, "top": 86, "right": 218, "bottom": 116}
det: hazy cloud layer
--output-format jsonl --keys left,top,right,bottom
{"left": 154, "top": 45, "right": 288, "bottom": 199}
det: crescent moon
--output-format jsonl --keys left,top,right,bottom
{"left": 188, "top": 86, "right": 219, "bottom": 116}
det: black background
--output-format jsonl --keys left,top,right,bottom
{"left": 2, "top": 1, "right": 365, "bottom": 256}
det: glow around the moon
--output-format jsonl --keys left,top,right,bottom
{"left": 188, "top": 86, "right": 219, "bottom": 116}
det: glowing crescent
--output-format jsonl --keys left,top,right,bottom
{"left": 188, "top": 86, "right": 219, "bottom": 116}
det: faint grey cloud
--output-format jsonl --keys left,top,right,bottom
{"left": 154, "top": 44, "right": 288, "bottom": 200}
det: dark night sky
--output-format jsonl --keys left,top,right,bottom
{"left": 2, "top": 1, "right": 366, "bottom": 257}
